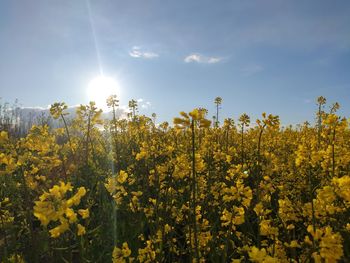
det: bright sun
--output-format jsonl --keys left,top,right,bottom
{"left": 87, "top": 75, "right": 120, "bottom": 111}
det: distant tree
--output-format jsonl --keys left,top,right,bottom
{"left": 0, "top": 98, "right": 23, "bottom": 137}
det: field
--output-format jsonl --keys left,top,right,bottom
{"left": 1, "top": 97, "right": 350, "bottom": 262}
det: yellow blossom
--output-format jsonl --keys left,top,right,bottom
{"left": 78, "top": 209, "right": 90, "bottom": 219}
{"left": 77, "top": 224, "right": 86, "bottom": 236}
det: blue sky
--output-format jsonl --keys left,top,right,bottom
{"left": 0, "top": 0, "right": 350, "bottom": 124}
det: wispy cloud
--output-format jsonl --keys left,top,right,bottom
{"left": 21, "top": 106, "right": 49, "bottom": 110}
{"left": 141, "top": 101, "right": 151, "bottom": 109}
{"left": 137, "top": 98, "right": 152, "bottom": 109}
{"left": 129, "top": 46, "right": 159, "bottom": 59}
{"left": 184, "top": 53, "right": 222, "bottom": 64}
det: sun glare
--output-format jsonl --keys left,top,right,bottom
{"left": 87, "top": 75, "right": 120, "bottom": 111}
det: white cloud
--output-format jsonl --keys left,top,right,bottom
{"left": 184, "top": 53, "right": 222, "bottom": 64}
{"left": 135, "top": 99, "right": 151, "bottom": 109}
{"left": 207, "top": 57, "right": 222, "bottom": 64}
{"left": 141, "top": 101, "right": 151, "bottom": 109}
{"left": 21, "top": 106, "right": 48, "bottom": 110}
{"left": 184, "top": 54, "right": 201, "bottom": 63}
{"left": 137, "top": 98, "right": 151, "bottom": 109}
{"left": 129, "top": 46, "right": 159, "bottom": 59}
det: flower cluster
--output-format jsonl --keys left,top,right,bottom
{"left": 33, "top": 182, "right": 88, "bottom": 238}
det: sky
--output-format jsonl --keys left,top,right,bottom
{"left": 0, "top": 0, "right": 350, "bottom": 125}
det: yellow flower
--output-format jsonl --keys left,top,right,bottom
{"left": 346, "top": 223, "right": 350, "bottom": 232}
{"left": 112, "top": 242, "right": 132, "bottom": 263}
{"left": 164, "top": 224, "right": 172, "bottom": 234}
{"left": 77, "top": 224, "right": 86, "bottom": 236}
{"left": 6, "top": 254, "right": 25, "bottom": 263}
{"left": 260, "top": 220, "right": 278, "bottom": 236}
{"left": 65, "top": 208, "right": 77, "bottom": 223}
{"left": 118, "top": 170, "right": 128, "bottom": 184}
{"left": 33, "top": 182, "right": 87, "bottom": 238}
{"left": 121, "top": 242, "right": 132, "bottom": 257}
{"left": 284, "top": 240, "right": 300, "bottom": 248}
{"left": 67, "top": 187, "right": 86, "bottom": 206}
{"left": 138, "top": 240, "right": 156, "bottom": 262}
{"left": 78, "top": 209, "right": 90, "bottom": 219}
{"left": 319, "top": 227, "right": 343, "bottom": 261}
{"left": 333, "top": 175, "right": 350, "bottom": 203}
{"left": 49, "top": 219, "right": 69, "bottom": 238}
{"left": 0, "top": 131, "right": 8, "bottom": 142}
{"left": 307, "top": 226, "right": 343, "bottom": 262}
{"left": 254, "top": 203, "right": 264, "bottom": 216}
{"left": 248, "top": 246, "right": 278, "bottom": 262}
